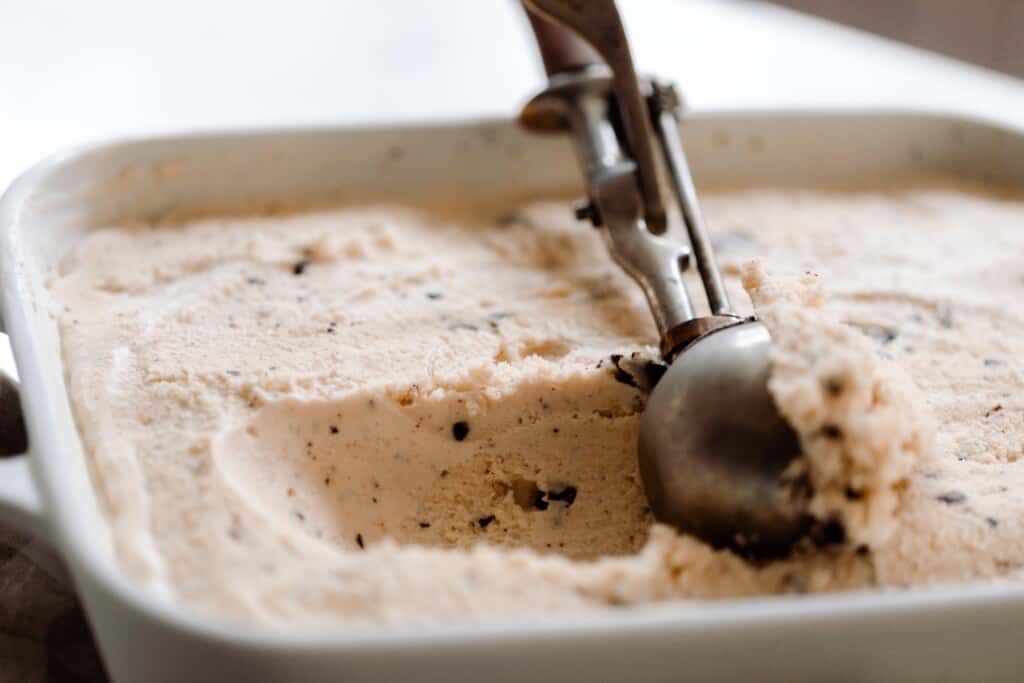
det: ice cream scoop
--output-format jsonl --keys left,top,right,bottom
{"left": 521, "top": 0, "right": 810, "bottom": 556}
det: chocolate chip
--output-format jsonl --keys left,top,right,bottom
{"left": 822, "top": 424, "right": 843, "bottom": 440}
{"left": 608, "top": 354, "right": 639, "bottom": 388}
{"left": 937, "top": 490, "right": 967, "bottom": 504}
{"left": 531, "top": 489, "right": 550, "bottom": 511}
{"left": 478, "top": 515, "right": 496, "bottom": 528}
{"left": 613, "top": 368, "right": 639, "bottom": 388}
{"left": 292, "top": 260, "right": 310, "bottom": 275}
{"left": 452, "top": 421, "right": 470, "bottom": 441}
{"left": 811, "top": 518, "right": 846, "bottom": 547}
{"left": 418, "top": 522, "right": 431, "bottom": 529}
{"left": 855, "top": 544, "right": 870, "bottom": 556}
{"left": 440, "top": 469, "right": 449, "bottom": 478}
{"left": 823, "top": 377, "right": 844, "bottom": 397}
{"left": 355, "top": 533, "right": 365, "bottom": 549}
{"left": 844, "top": 487, "right": 864, "bottom": 501}
{"left": 329, "top": 425, "right": 339, "bottom": 435}
{"left": 547, "top": 486, "right": 577, "bottom": 507}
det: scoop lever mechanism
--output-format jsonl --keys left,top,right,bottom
{"left": 521, "top": 0, "right": 813, "bottom": 557}
{"left": 520, "top": 0, "right": 739, "bottom": 358}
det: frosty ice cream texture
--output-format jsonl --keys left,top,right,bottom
{"left": 49, "top": 179, "right": 1024, "bottom": 623}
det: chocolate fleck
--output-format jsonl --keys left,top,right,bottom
{"left": 984, "top": 357, "right": 1007, "bottom": 367}
{"left": 844, "top": 487, "right": 864, "bottom": 501}
{"left": 608, "top": 354, "right": 639, "bottom": 388}
{"left": 822, "top": 424, "right": 843, "bottom": 440}
{"left": 246, "top": 276, "right": 266, "bottom": 286}
{"left": 452, "top": 421, "right": 470, "bottom": 441}
{"left": 355, "top": 533, "right": 365, "bottom": 549}
{"left": 329, "top": 425, "right": 339, "bottom": 435}
{"left": 426, "top": 291, "right": 443, "bottom": 300}
{"left": 225, "top": 369, "right": 240, "bottom": 377}
{"left": 418, "top": 522, "right": 431, "bottom": 529}
{"left": 937, "top": 490, "right": 967, "bottom": 505}
{"left": 823, "top": 377, "right": 844, "bottom": 397}
{"left": 870, "top": 328, "right": 898, "bottom": 345}
{"left": 292, "top": 260, "right": 310, "bottom": 275}
{"left": 548, "top": 486, "right": 577, "bottom": 507}
{"left": 613, "top": 368, "right": 638, "bottom": 388}
{"left": 478, "top": 515, "right": 496, "bottom": 529}
{"left": 811, "top": 518, "right": 846, "bottom": 547}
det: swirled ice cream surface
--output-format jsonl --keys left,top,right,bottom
{"left": 49, "top": 178, "right": 1024, "bottom": 624}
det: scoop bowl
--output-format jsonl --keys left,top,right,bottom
{"left": 638, "top": 320, "right": 810, "bottom": 556}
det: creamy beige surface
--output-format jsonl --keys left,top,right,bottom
{"left": 49, "top": 178, "right": 1024, "bottom": 624}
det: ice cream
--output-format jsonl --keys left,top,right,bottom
{"left": 48, "top": 177, "right": 1024, "bottom": 624}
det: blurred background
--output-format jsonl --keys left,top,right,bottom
{"left": 773, "top": 0, "right": 1024, "bottom": 78}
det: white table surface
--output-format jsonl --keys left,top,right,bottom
{"left": 2, "top": 0, "right": 1024, "bottom": 381}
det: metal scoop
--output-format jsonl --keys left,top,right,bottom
{"left": 521, "top": 0, "right": 811, "bottom": 556}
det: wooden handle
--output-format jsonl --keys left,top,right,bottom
{"left": 525, "top": 5, "right": 602, "bottom": 76}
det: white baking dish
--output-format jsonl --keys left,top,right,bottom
{"left": 3, "top": 111, "right": 1024, "bottom": 682}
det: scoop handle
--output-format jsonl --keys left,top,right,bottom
{"left": 524, "top": 6, "right": 603, "bottom": 76}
